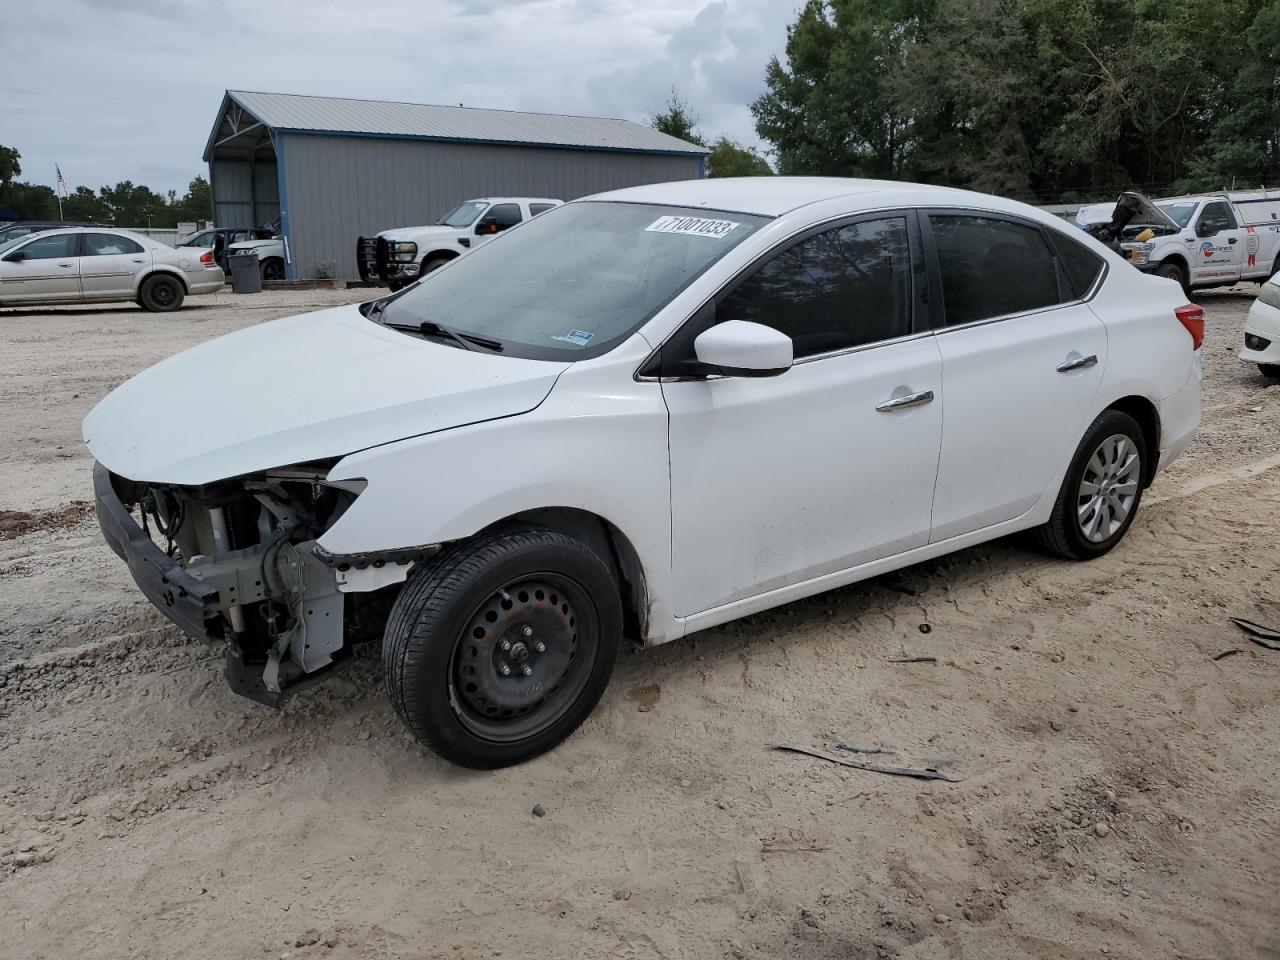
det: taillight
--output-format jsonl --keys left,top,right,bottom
{"left": 199, "top": 250, "right": 215, "bottom": 265}
{"left": 1175, "top": 303, "right": 1204, "bottom": 350}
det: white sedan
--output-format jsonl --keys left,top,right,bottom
{"left": 84, "top": 177, "right": 1202, "bottom": 768}
{"left": 0, "top": 227, "right": 223, "bottom": 311}
{"left": 1240, "top": 273, "right": 1280, "bottom": 378}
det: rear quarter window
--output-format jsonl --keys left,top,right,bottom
{"left": 1047, "top": 229, "right": 1105, "bottom": 300}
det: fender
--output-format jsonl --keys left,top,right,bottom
{"left": 134, "top": 263, "right": 190, "bottom": 293}
{"left": 321, "top": 346, "right": 681, "bottom": 643}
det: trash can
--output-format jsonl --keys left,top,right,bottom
{"left": 229, "top": 251, "right": 263, "bottom": 294}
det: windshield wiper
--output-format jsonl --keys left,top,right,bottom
{"left": 366, "top": 300, "right": 503, "bottom": 352}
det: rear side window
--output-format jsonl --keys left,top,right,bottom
{"left": 928, "top": 215, "right": 1061, "bottom": 325}
{"left": 83, "top": 233, "right": 143, "bottom": 256}
{"left": 529, "top": 203, "right": 556, "bottom": 217}
{"left": 1047, "top": 229, "right": 1104, "bottom": 299}
{"left": 718, "top": 216, "right": 912, "bottom": 358}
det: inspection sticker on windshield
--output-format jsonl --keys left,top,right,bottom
{"left": 645, "top": 215, "right": 741, "bottom": 239}
{"left": 551, "top": 329, "right": 594, "bottom": 347}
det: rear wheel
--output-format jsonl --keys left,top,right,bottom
{"left": 1155, "top": 261, "right": 1190, "bottom": 296}
{"left": 1259, "top": 364, "right": 1280, "bottom": 380}
{"left": 138, "top": 273, "right": 185, "bottom": 312}
{"left": 383, "top": 527, "right": 621, "bottom": 768}
{"left": 1034, "top": 409, "right": 1147, "bottom": 560}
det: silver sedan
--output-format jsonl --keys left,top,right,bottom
{"left": 0, "top": 227, "right": 224, "bottom": 311}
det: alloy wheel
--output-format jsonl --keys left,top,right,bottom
{"left": 1077, "top": 433, "right": 1141, "bottom": 543}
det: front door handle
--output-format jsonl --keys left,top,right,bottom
{"left": 56, "top": 262, "right": 74, "bottom": 268}
{"left": 876, "top": 390, "right": 934, "bottom": 413}
{"left": 1056, "top": 354, "right": 1098, "bottom": 373}
{"left": 1228, "top": 237, "right": 1238, "bottom": 244}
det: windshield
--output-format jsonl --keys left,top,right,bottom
{"left": 378, "top": 201, "right": 768, "bottom": 360}
{"left": 177, "top": 232, "right": 209, "bottom": 247}
{"left": 436, "top": 201, "right": 488, "bottom": 227}
{"left": 1157, "top": 202, "right": 1197, "bottom": 228}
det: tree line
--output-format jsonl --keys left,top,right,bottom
{"left": 0, "top": 145, "right": 211, "bottom": 227}
{"left": 749, "top": 0, "right": 1280, "bottom": 202}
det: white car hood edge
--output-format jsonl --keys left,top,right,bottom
{"left": 83, "top": 303, "right": 570, "bottom": 485}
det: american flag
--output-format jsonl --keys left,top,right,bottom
{"left": 55, "top": 164, "right": 68, "bottom": 197}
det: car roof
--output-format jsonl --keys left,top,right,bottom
{"left": 474, "top": 197, "right": 561, "bottom": 205}
{"left": 12, "top": 226, "right": 153, "bottom": 242}
{"left": 584, "top": 176, "right": 1045, "bottom": 220}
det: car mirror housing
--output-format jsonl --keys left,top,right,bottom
{"left": 694, "top": 320, "right": 793, "bottom": 378}
{"left": 475, "top": 217, "right": 499, "bottom": 235}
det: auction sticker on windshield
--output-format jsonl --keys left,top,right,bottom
{"left": 645, "top": 216, "right": 741, "bottom": 239}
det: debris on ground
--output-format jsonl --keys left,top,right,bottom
{"left": 1229, "top": 617, "right": 1280, "bottom": 650}
{"left": 888, "top": 656, "right": 937, "bottom": 664}
{"left": 770, "top": 743, "right": 960, "bottom": 782}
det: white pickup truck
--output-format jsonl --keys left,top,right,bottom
{"left": 357, "top": 197, "right": 562, "bottom": 290}
{"left": 1076, "top": 190, "right": 1280, "bottom": 292}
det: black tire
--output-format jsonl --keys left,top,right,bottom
{"left": 259, "top": 258, "right": 285, "bottom": 282}
{"left": 383, "top": 527, "right": 622, "bottom": 768}
{"left": 421, "top": 255, "right": 452, "bottom": 277}
{"left": 138, "top": 273, "right": 185, "bottom": 312}
{"left": 1155, "top": 261, "right": 1190, "bottom": 296}
{"left": 1259, "top": 363, "right": 1280, "bottom": 380}
{"left": 1033, "top": 409, "right": 1148, "bottom": 561}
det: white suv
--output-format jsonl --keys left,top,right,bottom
{"left": 85, "top": 178, "right": 1201, "bottom": 768}
{"left": 357, "top": 197, "right": 561, "bottom": 289}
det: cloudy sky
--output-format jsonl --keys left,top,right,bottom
{"left": 6, "top": 0, "right": 799, "bottom": 196}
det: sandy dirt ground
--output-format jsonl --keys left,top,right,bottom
{"left": 1, "top": 285, "right": 1278, "bottom": 960}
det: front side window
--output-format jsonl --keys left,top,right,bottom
{"left": 11, "top": 233, "right": 79, "bottom": 260}
{"left": 1196, "top": 201, "right": 1236, "bottom": 235}
{"left": 83, "top": 233, "right": 143, "bottom": 256}
{"left": 486, "top": 204, "right": 522, "bottom": 231}
{"left": 718, "top": 217, "right": 912, "bottom": 358}
{"left": 928, "top": 215, "right": 1061, "bottom": 325}
{"left": 437, "top": 200, "right": 487, "bottom": 228}
{"left": 376, "top": 201, "right": 768, "bottom": 360}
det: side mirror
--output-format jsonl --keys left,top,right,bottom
{"left": 694, "top": 320, "right": 792, "bottom": 377}
{"left": 475, "top": 217, "right": 499, "bottom": 235}
{"left": 1196, "top": 223, "right": 1216, "bottom": 238}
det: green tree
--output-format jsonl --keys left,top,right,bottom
{"left": 650, "top": 90, "right": 706, "bottom": 146}
{"left": 61, "top": 186, "right": 108, "bottom": 222}
{"left": 97, "top": 180, "right": 168, "bottom": 227}
{"left": 706, "top": 137, "right": 772, "bottom": 177}
{"left": 0, "top": 145, "right": 20, "bottom": 188}
{"left": 170, "top": 176, "right": 212, "bottom": 224}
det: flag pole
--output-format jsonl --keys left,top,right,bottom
{"left": 54, "top": 164, "right": 65, "bottom": 220}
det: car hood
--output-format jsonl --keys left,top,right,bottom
{"left": 83, "top": 303, "right": 569, "bottom": 485}
{"left": 377, "top": 225, "right": 463, "bottom": 243}
{"left": 1076, "top": 192, "right": 1180, "bottom": 231}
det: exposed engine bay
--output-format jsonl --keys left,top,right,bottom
{"left": 1078, "top": 191, "right": 1180, "bottom": 249}
{"left": 95, "top": 463, "right": 427, "bottom": 705}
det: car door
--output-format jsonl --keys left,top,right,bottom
{"left": 922, "top": 212, "right": 1107, "bottom": 542}
{"left": 80, "top": 232, "right": 149, "bottom": 299}
{"left": 660, "top": 213, "right": 944, "bottom": 617}
{"left": 1191, "top": 200, "right": 1244, "bottom": 284}
{"left": 0, "top": 232, "right": 82, "bottom": 303}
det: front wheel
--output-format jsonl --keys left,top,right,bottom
{"left": 138, "top": 273, "right": 185, "bottom": 312}
{"left": 1034, "top": 409, "right": 1147, "bottom": 560}
{"left": 1259, "top": 363, "right": 1280, "bottom": 380}
{"left": 259, "top": 258, "right": 285, "bottom": 282}
{"left": 383, "top": 527, "right": 621, "bottom": 768}
{"left": 1155, "top": 261, "right": 1190, "bottom": 296}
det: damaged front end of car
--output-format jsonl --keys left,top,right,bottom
{"left": 93, "top": 461, "right": 435, "bottom": 706}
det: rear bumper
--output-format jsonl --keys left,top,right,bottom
{"left": 1155, "top": 369, "right": 1201, "bottom": 473}
{"left": 93, "top": 462, "right": 221, "bottom": 642}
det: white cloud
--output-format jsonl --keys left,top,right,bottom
{"left": 4, "top": 0, "right": 798, "bottom": 196}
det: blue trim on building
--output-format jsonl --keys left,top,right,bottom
{"left": 274, "top": 133, "right": 293, "bottom": 280}
{"left": 270, "top": 126, "right": 708, "bottom": 159}
{"left": 698, "top": 156, "right": 706, "bottom": 179}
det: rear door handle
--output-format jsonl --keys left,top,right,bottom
{"left": 56, "top": 262, "right": 74, "bottom": 268}
{"left": 131, "top": 257, "right": 145, "bottom": 263}
{"left": 1228, "top": 237, "right": 1238, "bottom": 244}
{"left": 1056, "top": 354, "right": 1098, "bottom": 373}
{"left": 876, "top": 390, "right": 934, "bottom": 412}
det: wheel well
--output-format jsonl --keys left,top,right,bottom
{"left": 141, "top": 268, "right": 188, "bottom": 294}
{"left": 422, "top": 250, "right": 459, "bottom": 267}
{"left": 479, "top": 507, "right": 649, "bottom": 647}
{"left": 1107, "top": 395, "right": 1160, "bottom": 485}
{"left": 1156, "top": 253, "right": 1188, "bottom": 276}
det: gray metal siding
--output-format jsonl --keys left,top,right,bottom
{"left": 210, "top": 158, "right": 279, "bottom": 227}
{"left": 280, "top": 133, "right": 702, "bottom": 279}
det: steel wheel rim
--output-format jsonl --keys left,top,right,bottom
{"left": 448, "top": 574, "right": 596, "bottom": 743}
{"left": 1077, "top": 433, "right": 1140, "bottom": 543}
{"left": 153, "top": 281, "right": 176, "bottom": 306}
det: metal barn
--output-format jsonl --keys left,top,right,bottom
{"left": 203, "top": 90, "right": 708, "bottom": 280}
